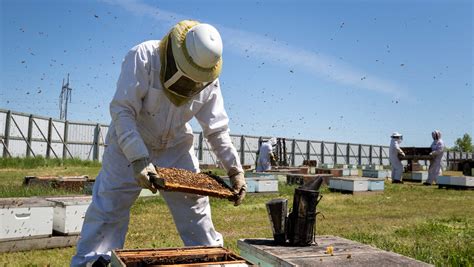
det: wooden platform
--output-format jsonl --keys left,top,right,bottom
{"left": 238, "top": 236, "right": 432, "bottom": 267}
{"left": 0, "top": 235, "right": 79, "bottom": 253}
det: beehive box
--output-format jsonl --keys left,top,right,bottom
{"left": 362, "top": 170, "right": 388, "bottom": 178}
{"left": 238, "top": 236, "right": 433, "bottom": 267}
{"left": 329, "top": 178, "right": 342, "bottom": 190}
{"left": 0, "top": 198, "right": 54, "bottom": 240}
{"left": 366, "top": 164, "right": 383, "bottom": 171}
{"left": 111, "top": 246, "right": 251, "bottom": 266}
{"left": 404, "top": 171, "right": 428, "bottom": 182}
{"left": 339, "top": 178, "right": 369, "bottom": 192}
{"left": 321, "top": 164, "right": 334, "bottom": 169}
{"left": 23, "top": 176, "right": 90, "bottom": 191}
{"left": 45, "top": 196, "right": 92, "bottom": 235}
{"left": 436, "top": 176, "right": 451, "bottom": 185}
{"left": 368, "top": 178, "right": 385, "bottom": 191}
{"left": 349, "top": 169, "right": 359, "bottom": 176}
{"left": 222, "top": 176, "right": 278, "bottom": 193}
{"left": 449, "top": 176, "right": 474, "bottom": 187}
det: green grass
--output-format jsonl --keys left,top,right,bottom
{"left": 0, "top": 162, "right": 473, "bottom": 266}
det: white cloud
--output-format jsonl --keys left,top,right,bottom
{"left": 103, "top": 0, "right": 406, "bottom": 97}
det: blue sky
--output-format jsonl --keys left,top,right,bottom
{"left": 1, "top": 0, "right": 472, "bottom": 147}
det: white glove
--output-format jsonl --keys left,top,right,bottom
{"left": 228, "top": 167, "right": 247, "bottom": 206}
{"left": 132, "top": 158, "right": 158, "bottom": 194}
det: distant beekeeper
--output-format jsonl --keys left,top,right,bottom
{"left": 71, "top": 20, "right": 247, "bottom": 266}
{"left": 389, "top": 132, "right": 405, "bottom": 184}
{"left": 424, "top": 130, "right": 445, "bottom": 186}
{"left": 256, "top": 137, "right": 277, "bottom": 172}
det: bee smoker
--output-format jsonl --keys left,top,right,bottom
{"left": 265, "top": 176, "right": 323, "bottom": 246}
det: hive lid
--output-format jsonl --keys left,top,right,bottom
{"left": 0, "top": 197, "right": 55, "bottom": 208}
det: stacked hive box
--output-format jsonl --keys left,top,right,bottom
{"left": 222, "top": 173, "right": 278, "bottom": 193}
{"left": 0, "top": 198, "right": 54, "bottom": 241}
{"left": 329, "top": 177, "right": 384, "bottom": 193}
{"left": 362, "top": 165, "right": 390, "bottom": 179}
{"left": 45, "top": 196, "right": 92, "bottom": 235}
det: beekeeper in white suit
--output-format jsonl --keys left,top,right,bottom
{"left": 256, "top": 137, "right": 277, "bottom": 172}
{"left": 424, "top": 130, "right": 445, "bottom": 185}
{"left": 71, "top": 20, "right": 246, "bottom": 266}
{"left": 389, "top": 132, "right": 405, "bottom": 184}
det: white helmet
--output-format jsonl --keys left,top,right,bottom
{"left": 185, "top": 24, "right": 223, "bottom": 68}
{"left": 391, "top": 132, "right": 403, "bottom": 138}
{"left": 268, "top": 137, "right": 277, "bottom": 146}
{"left": 432, "top": 130, "right": 441, "bottom": 140}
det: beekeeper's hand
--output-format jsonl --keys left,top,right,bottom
{"left": 228, "top": 167, "right": 247, "bottom": 206}
{"left": 132, "top": 157, "right": 158, "bottom": 194}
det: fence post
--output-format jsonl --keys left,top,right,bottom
{"left": 63, "top": 121, "right": 69, "bottom": 159}
{"left": 369, "top": 145, "right": 373, "bottom": 165}
{"left": 26, "top": 114, "right": 33, "bottom": 157}
{"left": 306, "top": 140, "right": 311, "bottom": 162}
{"left": 240, "top": 135, "right": 245, "bottom": 165}
{"left": 334, "top": 142, "right": 338, "bottom": 165}
{"left": 321, "top": 141, "right": 325, "bottom": 165}
{"left": 93, "top": 124, "right": 100, "bottom": 161}
{"left": 291, "top": 139, "right": 296, "bottom": 166}
{"left": 198, "top": 132, "right": 203, "bottom": 161}
{"left": 46, "top": 118, "right": 53, "bottom": 158}
{"left": 3, "top": 110, "right": 12, "bottom": 158}
{"left": 358, "top": 144, "right": 362, "bottom": 166}
{"left": 379, "top": 146, "right": 383, "bottom": 165}
{"left": 346, "top": 143, "right": 350, "bottom": 164}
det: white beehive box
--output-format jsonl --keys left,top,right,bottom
{"left": 0, "top": 197, "right": 54, "bottom": 240}
{"left": 340, "top": 178, "right": 369, "bottom": 192}
{"left": 349, "top": 169, "right": 359, "bottom": 176}
{"left": 449, "top": 176, "right": 474, "bottom": 187}
{"left": 46, "top": 196, "right": 92, "bottom": 235}
{"left": 222, "top": 176, "right": 278, "bottom": 193}
{"left": 342, "top": 169, "right": 351, "bottom": 176}
{"left": 255, "top": 179, "right": 278, "bottom": 192}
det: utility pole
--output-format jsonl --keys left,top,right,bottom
{"left": 59, "top": 74, "right": 72, "bottom": 120}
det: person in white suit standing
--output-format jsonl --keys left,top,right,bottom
{"left": 424, "top": 130, "right": 445, "bottom": 185}
{"left": 389, "top": 132, "right": 405, "bottom": 184}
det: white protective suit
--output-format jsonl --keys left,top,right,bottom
{"left": 256, "top": 139, "right": 274, "bottom": 172}
{"left": 71, "top": 40, "right": 242, "bottom": 266}
{"left": 426, "top": 138, "right": 445, "bottom": 184}
{"left": 389, "top": 138, "right": 404, "bottom": 181}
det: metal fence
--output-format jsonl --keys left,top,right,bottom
{"left": 1, "top": 109, "right": 472, "bottom": 168}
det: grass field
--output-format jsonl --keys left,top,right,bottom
{"left": 0, "top": 158, "right": 473, "bottom": 266}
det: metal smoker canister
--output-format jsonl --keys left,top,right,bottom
{"left": 287, "top": 188, "right": 322, "bottom": 246}
{"left": 265, "top": 198, "right": 288, "bottom": 245}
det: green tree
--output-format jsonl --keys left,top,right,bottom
{"left": 453, "top": 133, "right": 473, "bottom": 152}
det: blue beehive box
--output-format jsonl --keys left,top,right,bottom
{"left": 362, "top": 170, "right": 387, "bottom": 178}
{"left": 368, "top": 179, "right": 385, "bottom": 191}
{"left": 436, "top": 176, "right": 451, "bottom": 185}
